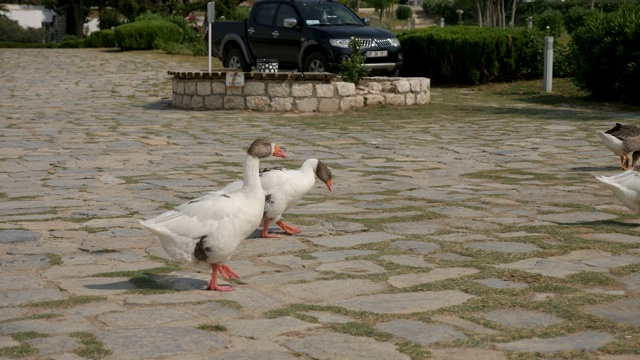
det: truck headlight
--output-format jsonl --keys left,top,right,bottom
{"left": 329, "top": 39, "right": 351, "bottom": 48}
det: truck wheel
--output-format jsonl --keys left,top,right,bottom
{"left": 304, "top": 53, "right": 328, "bottom": 72}
{"left": 225, "top": 49, "right": 247, "bottom": 71}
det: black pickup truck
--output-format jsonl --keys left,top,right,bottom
{"left": 206, "top": 0, "right": 403, "bottom": 75}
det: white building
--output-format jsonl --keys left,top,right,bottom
{"left": 1, "top": 4, "right": 57, "bottom": 29}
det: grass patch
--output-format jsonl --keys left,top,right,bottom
{"left": 329, "top": 322, "right": 393, "bottom": 341}
{"left": 0, "top": 332, "right": 49, "bottom": 358}
{"left": 197, "top": 323, "right": 227, "bottom": 332}
{"left": 216, "top": 299, "right": 243, "bottom": 310}
{"left": 0, "top": 313, "right": 62, "bottom": 324}
{"left": 564, "top": 272, "right": 618, "bottom": 286}
{"left": 71, "top": 332, "right": 112, "bottom": 360}
{"left": 396, "top": 342, "right": 431, "bottom": 360}
{"left": 20, "top": 295, "right": 107, "bottom": 309}
{"left": 44, "top": 252, "right": 62, "bottom": 265}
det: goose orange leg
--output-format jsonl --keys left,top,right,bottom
{"left": 622, "top": 153, "right": 631, "bottom": 170}
{"left": 261, "top": 219, "right": 281, "bottom": 238}
{"left": 206, "top": 264, "right": 235, "bottom": 292}
{"left": 276, "top": 220, "right": 301, "bottom": 235}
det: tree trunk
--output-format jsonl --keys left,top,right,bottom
{"left": 73, "top": 0, "right": 84, "bottom": 38}
{"left": 476, "top": 0, "right": 483, "bottom": 27}
{"left": 509, "top": 0, "right": 516, "bottom": 27}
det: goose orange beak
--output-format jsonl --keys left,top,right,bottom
{"left": 273, "top": 145, "right": 287, "bottom": 158}
{"left": 325, "top": 179, "right": 333, "bottom": 191}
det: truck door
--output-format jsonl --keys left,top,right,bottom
{"left": 247, "top": 2, "right": 277, "bottom": 62}
{"left": 270, "top": 3, "right": 302, "bottom": 68}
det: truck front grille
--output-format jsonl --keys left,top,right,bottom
{"left": 357, "top": 38, "right": 393, "bottom": 49}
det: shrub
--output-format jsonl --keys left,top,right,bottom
{"left": 340, "top": 38, "right": 370, "bottom": 84}
{"left": 396, "top": 5, "right": 412, "bottom": 20}
{"left": 235, "top": 6, "right": 251, "bottom": 21}
{"left": 570, "top": 5, "right": 640, "bottom": 104}
{"left": 422, "top": 0, "right": 456, "bottom": 24}
{"left": 397, "top": 26, "right": 572, "bottom": 84}
{"left": 0, "top": 16, "right": 48, "bottom": 43}
{"left": 533, "top": 9, "right": 564, "bottom": 38}
{"left": 84, "top": 29, "right": 116, "bottom": 48}
{"left": 58, "top": 34, "right": 83, "bottom": 48}
{"left": 99, "top": 8, "right": 124, "bottom": 30}
{"left": 114, "top": 20, "right": 183, "bottom": 50}
{"left": 562, "top": 6, "right": 594, "bottom": 35}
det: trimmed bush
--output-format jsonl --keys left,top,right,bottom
{"left": 570, "top": 5, "right": 640, "bottom": 104}
{"left": 396, "top": 5, "right": 413, "bottom": 20}
{"left": 84, "top": 29, "right": 116, "bottom": 48}
{"left": 114, "top": 20, "right": 183, "bottom": 50}
{"left": 398, "top": 27, "right": 526, "bottom": 84}
{"left": 58, "top": 35, "right": 83, "bottom": 48}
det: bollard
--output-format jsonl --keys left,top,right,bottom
{"left": 543, "top": 36, "right": 553, "bottom": 93}
{"left": 527, "top": 16, "right": 532, "bottom": 28}
{"left": 407, "top": 17, "right": 411, "bottom": 30}
{"left": 440, "top": 18, "right": 445, "bottom": 27}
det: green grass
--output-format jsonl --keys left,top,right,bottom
{"left": 197, "top": 324, "right": 227, "bottom": 332}
{"left": 71, "top": 332, "right": 112, "bottom": 360}
{"left": 0, "top": 332, "right": 49, "bottom": 358}
{"left": 20, "top": 295, "right": 107, "bottom": 309}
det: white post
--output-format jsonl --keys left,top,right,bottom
{"left": 543, "top": 36, "right": 553, "bottom": 93}
{"left": 207, "top": 1, "right": 215, "bottom": 73}
{"left": 440, "top": 18, "right": 445, "bottom": 27}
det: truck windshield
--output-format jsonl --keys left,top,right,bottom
{"left": 299, "top": 3, "right": 364, "bottom": 26}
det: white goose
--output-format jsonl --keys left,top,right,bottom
{"left": 595, "top": 169, "right": 640, "bottom": 212}
{"left": 139, "top": 138, "right": 286, "bottom": 291}
{"left": 220, "top": 158, "right": 333, "bottom": 238}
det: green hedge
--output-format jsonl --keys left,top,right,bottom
{"left": 84, "top": 29, "right": 116, "bottom": 48}
{"left": 114, "top": 20, "right": 183, "bottom": 50}
{"left": 570, "top": 5, "right": 640, "bottom": 104}
{"left": 398, "top": 26, "right": 536, "bottom": 84}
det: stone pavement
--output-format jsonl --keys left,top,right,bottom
{"left": 1, "top": 48, "right": 640, "bottom": 359}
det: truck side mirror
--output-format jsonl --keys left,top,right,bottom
{"left": 362, "top": 17, "right": 370, "bottom": 25}
{"left": 283, "top": 18, "right": 298, "bottom": 28}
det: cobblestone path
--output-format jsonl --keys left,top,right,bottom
{"left": 1, "top": 49, "right": 640, "bottom": 359}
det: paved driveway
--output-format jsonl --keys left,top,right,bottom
{"left": 1, "top": 48, "right": 639, "bottom": 359}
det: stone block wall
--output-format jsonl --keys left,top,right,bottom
{"left": 171, "top": 76, "right": 430, "bottom": 112}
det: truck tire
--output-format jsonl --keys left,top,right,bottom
{"left": 304, "top": 53, "right": 328, "bottom": 73}
{"left": 225, "top": 49, "right": 248, "bottom": 71}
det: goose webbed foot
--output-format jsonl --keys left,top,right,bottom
{"left": 276, "top": 220, "right": 301, "bottom": 235}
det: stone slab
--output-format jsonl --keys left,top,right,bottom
{"left": 388, "top": 268, "right": 479, "bottom": 288}
{"left": 482, "top": 309, "right": 564, "bottom": 329}
{"left": 376, "top": 319, "right": 466, "bottom": 345}
{"left": 306, "top": 232, "right": 402, "bottom": 248}
{"left": 96, "top": 327, "right": 227, "bottom": 359}
{"left": 333, "top": 290, "right": 475, "bottom": 314}
{"left": 283, "top": 332, "right": 409, "bottom": 360}
{"left": 224, "top": 316, "right": 322, "bottom": 340}
{"left": 495, "top": 331, "right": 614, "bottom": 353}
{"left": 316, "top": 260, "right": 386, "bottom": 274}
{"left": 586, "top": 298, "right": 640, "bottom": 326}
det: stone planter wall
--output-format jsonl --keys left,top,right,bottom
{"left": 169, "top": 71, "right": 430, "bottom": 112}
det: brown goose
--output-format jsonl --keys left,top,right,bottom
{"left": 597, "top": 123, "right": 640, "bottom": 169}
